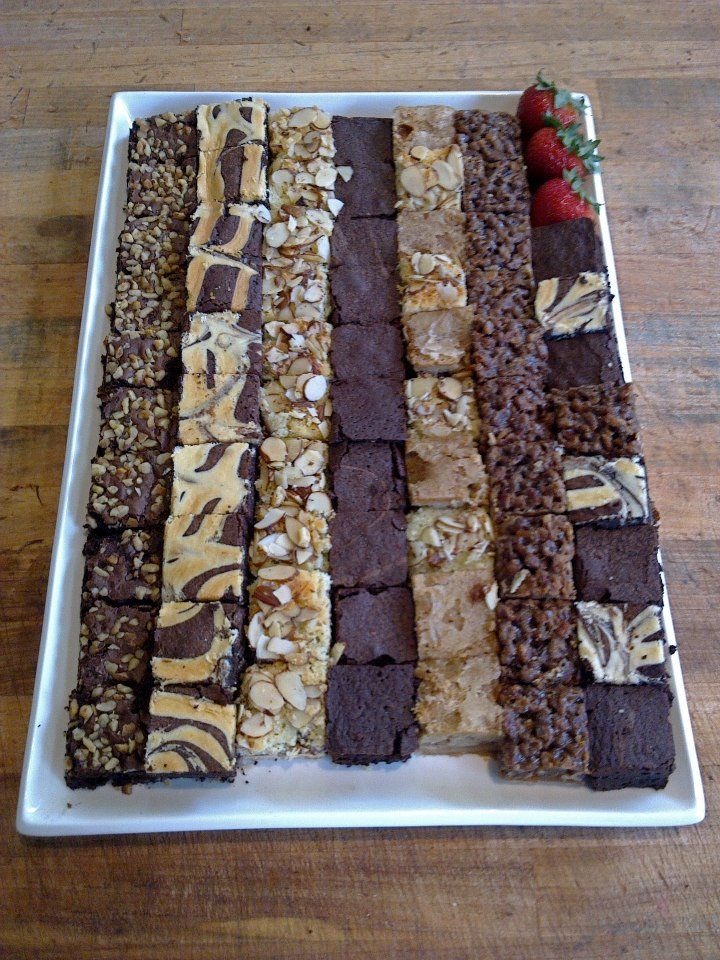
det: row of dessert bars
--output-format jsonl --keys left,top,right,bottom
{"left": 455, "top": 108, "right": 673, "bottom": 790}
{"left": 143, "top": 101, "right": 269, "bottom": 777}
{"left": 66, "top": 110, "right": 199, "bottom": 785}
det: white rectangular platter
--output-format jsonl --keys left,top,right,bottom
{"left": 17, "top": 90, "right": 704, "bottom": 835}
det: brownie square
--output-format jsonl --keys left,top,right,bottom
{"left": 78, "top": 603, "right": 154, "bottom": 691}
{"left": 103, "top": 329, "right": 180, "bottom": 389}
{"left": 330, "top": 379, "right": 406, "bottom": 442}
{"left": 332, "top": 116, "right": 395, "bottom": 217}
{"left": 66, "top": 686, "right": 146, "bottom": 788}
{"left": 498, "top": 683, "right": 589, "bottom": 780}
{"left": 152, "top": 600, "right": 243, "bottom": 702}
{"left": 129, "top": 111, "right": 198, "bottom": 165}
{"left": 403, "top": 306, "right": 474, "bottom": 374}
{"left": 329, "top": 441, "right": 406, "bottom": 512}
{"left": 334, "top": 586, "right": 416, "bottom": 665}
{"left": 496, "top": 514, "right": 575, "bottom": 600}
{"left": 331, "top": 323, "right": 405, "bottom": 381}
{"left": 563, "top": 455, "right": 651, "bottom": 527}
{"left": 98, "top": 387, "right": 176, "bottom": 455}
{"left": 585, "top": 684, "right": 674, "bottom": 790}
{"left": 327, "top": 664, "right": 418, "bottom": 765}
{"left": 546, "top": 330, "right": 622, "bottom": 390}
{"left": 145, "top": 689, "right": 237, "bottom": 779}
{"left": 83, "top": 529, "right": 163, "bottom": 606}
{"left": 465, "top": 210, "right": 531, "bottom": 274}
{"left": 189, "top": 201, "right": 264, "bottom": 259}
{"left": 329, "top": 509, "right": 407, "bottom": 588}
{"left": 532, "top": 219, "right": 604, "bottom": 281}
{"left": 574, "top": 524, "right": 663, "bottom": 604}
{"left": 552, "top": 383, "right": 641, "bottom": 458}
{"left": 472, "top": 312, "right": 548, "bottom": 382}
{"left": 187, "top": 251, "right": 262, "bottom": 314}
{"left": 406, "top": 436, "right": 488, "bottom": 508}
{"left": 87, "top": 447, "right": 171, "bottom": 531}
{"left": 487, "top": 441, "right": 566, "bottom": 520}
{"left": 455, "top": 110, "right": 523, "bottom": 166}
{"left": 330, "top": 218, "right": 399, "bottom": 325}
{"left": 162, "top": 513, "right": 246, "bottom": 603}
{"left": 576, "top": 602, "right": 667, "bottom": 684}
{"left": 475, "top": 375, "right": 552, "bottom": 450}
{"left": 497, "top": 600, "right": 580, "bottom": 686}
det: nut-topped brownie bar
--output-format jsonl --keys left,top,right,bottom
{"left": 83, "top": 528, "right": 163, "bottom": 607}
{"left": 77, "top": 603, "right": 154, "bottom": 693}
{"left": 66, "top": 685, "right": 146, "bottom": 788}
{"left": 87, "top": 447, "right": 172, "bottom": 530}
{"left": 103, "top": 329, "right": 180, "bottom": 389}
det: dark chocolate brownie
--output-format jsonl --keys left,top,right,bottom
{"left": 65, "top": 684, "right": 146, "bottom": 788}
{"left": 329, "top": 509, "right": 408, "bottom": 588}
{"left": 532, "top": 219, "right": 604, "bottom": 281}
{"left": 487, "top": 441, "right": 566, "bottom": 519}
{"left": 327, "top": 664, "right": 418, "bottom": 765}
{"left": 152, "top": 600, "right": 244, "bottom": 703}
{"left": 463, "top": 157, "right": 531, "bottom": 217}
{"left": 465, "top": 209, "right": 532, "bottom": 275}
{"left": 87, "top": 447, "right": 172, "bottom": 530}
{"left": 97, "top": 387, "right": 176, "bottom": 454}
{"left": 552, "top": 383, "right": 641, "bottom": 458}
{"left": 330, "top": 217, "right": 399, "bottom": 325}
{"left": 546, "top": 330, "right": 622, "bottom": 390}
{"left": 83, "top": 528, "right": 163, "bottom": 606}
{"left": 455, "top": 110, "right": 523, "bottom": 166}
{"left": 187, "top": 253, "right": 262, "bottom": 314}
{"left": 474, "top": 375, "right": 552, "bottom": 450}
{"left": 497, "top": 599, "right": 580, "bottom": 686}
{"left": 585, "top": 683, "right": 675, "bottom": 790}
{"left": 334, "top": 586, "right": 416, "bottom": 665}
{"left": 563, "top": 455, "right": 652, "bottom": 527}
{"left": 496, "top": 514, "right": 576, "bottom": 600}
{"left": 573, "top": 524, "right": 663, "bottom": 604}
{"left": 331, "top": 323, "right": 405, "bottom": 381}
{"left": 498, "top": 683, "right": 589, "bottom": 780}
{"left": 330, "top": 379, "right": 406, "bottom": 442}
{"left": 332, "top": 116, "right": 396, "bottom": 218}
{"left": 329, "top": 441, "right": 407, "bottom": 512}
{"left": 103, "top": 329, "right": 181, "bottom": 389}
{"left": 472, "top": 312, "right": 548, "bottom": 382}
{"left": 77, "top": 603, "right": 154, "bottom": 691}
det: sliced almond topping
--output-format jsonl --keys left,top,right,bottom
{"left": 305, "top": 491, "right": 332, "bottom": 515}
{"left": 399, "top": 165, "right": 427, "bottom": 197}
{"left": 260, "top": 436, "right": 287, "bottom": 463}
{"left": 304, "top": 374, "right": 327, "bottom": 401}
{"left": 239, "top": 712, "right": 273, "bottom": 738}
{"left": 275, "top": 671, "right": 307, "bottom": 710}
{"left": 258, "top": 564, "right": 297, "bottom": 581}
{"left": 438, "top": 377, "right": 463, "bottom": 401}
{"left": 248, "top": 680, "right": 284, "bottom": 714}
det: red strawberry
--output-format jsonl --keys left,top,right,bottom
{"left": 517, "top": 71, "right": 584, "bottom": 136}
{"left": 525, "top": 119, "right": 602, "bottom": 183}
{"left": 530, "top": 170, "right": 600, "bottom": 227}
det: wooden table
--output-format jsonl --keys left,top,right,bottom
{"left": 2, "top": 2, "right": 719, "bottom": 957}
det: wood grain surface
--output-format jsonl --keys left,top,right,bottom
{"left": 1, "top": 2, "right": 719, "bottom": 957}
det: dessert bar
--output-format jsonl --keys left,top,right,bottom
{"left": 412, "top": 565, "right": 497, "bottom": 660}
{"left": 415, "top": 656, "right": 501, "bottom": 753}
{"left": 181, "top": 312, "right": 261, "bottom": 375}
{"left": 405, "top": 436, "right": 488, "bottom": 508}
{"left": 329, "top": 510, "right": 408, "bottom": 588}
{"left": 496, "top": 514, "right": 575, "bottom": 601}
{"left": 333, "top": 587, "right": 416, "bottom": 665}
{"left": 407, "top": 507, "right": 493, "bottom": 574}
{"left": 161, "top": 512, "right": 246, "bottom": 603}
{"left": 170, "top": 441, "right": 256, "bottom": 519}
{"left": 573, "top": 524, "right": 663, "bottom": 605}
{"left": 66, "top": 685, "right": 146, "bottom": 787}
{"left": 562, "top": 455, "right": 651, "bottom": 527}
{"left": 329, "top": 441, "right": 406, "bottom": 513}
{"left": 145, "top": 689, "right": 238, "bottom": 778}
{"left": 179, "top": 370, "right": 261, "bottom": 445}
{"left": 87, "top": 448, "right": 172, "bottom": 530}
{"left": 576, "top": 602, "right": 667, "bottom": 685}
{"left": 496, "top": 599, "right": 580, "bottom": 687}
{"left": 103, "top": 329, "right": 181, "bottom": 389}
{"left": 545, "top": 330, "right": 622, "bottom": 390}
{"left": 78, "top": 603, "right": 154, "bottom": 692}
{"left": 486, "top": 441, "right": 566, "bottom": 520}
{"left": 403, "top": 306, "right": 474, "bottom": 374}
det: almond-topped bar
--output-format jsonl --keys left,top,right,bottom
{"left": 181, "top": 313, "right": 261, "bottom": 375}
{"left": 170, "top": 441, "right": 256, "bottom": 519}
{"left": 161, "top": 513, "right": 246, "bottom": 603}
{"left": 263, "top": 317, "right": 333, "bottom": 381}
{"left": 145, "top": 689, "right": 238, "bottom": 779}
{"left": 178, "top": 370, "right": 261, "bottom": 445}
{"left": 405, "top": 374, "right": 479, "bottom": 441}
{"left": 395, "top": 144, "right": 464, "bottom": 213}
{"left": 407, "top": 507, "right": 494, "bottom": 574}
{"left": 237, "top": 661, "right": 327, "bottom": 758}
{"left": 151, "top": 600, "right": 244, "bottom": 702}
{"left": 393, "top": 106, "right": 456, "bottom": 154}
{"left": 250, "top": 505, "right": 329, "bottom": 573}
{"left": 261, "top": 375, "right": 331, "bottom": 442}
{"left": 246, "top": 566, "right": 331, "bottom": 677}
{"left": 415, "top": 655, "right": 501, "bottom": 754}
{"left": 262, "top": 259, "right": 330, "bottom": 326}
{"left": 255, "top": 436, "right": 332, "bottom": 515}
{"left": 268, "top": 106, "right": 334, "bottom": 161}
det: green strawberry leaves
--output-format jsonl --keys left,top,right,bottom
{"left": 546, "top": 115, "right": 603, "bottom": 171}
{"left": 563, "top": 168, "right": 602, "bottom": 212}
